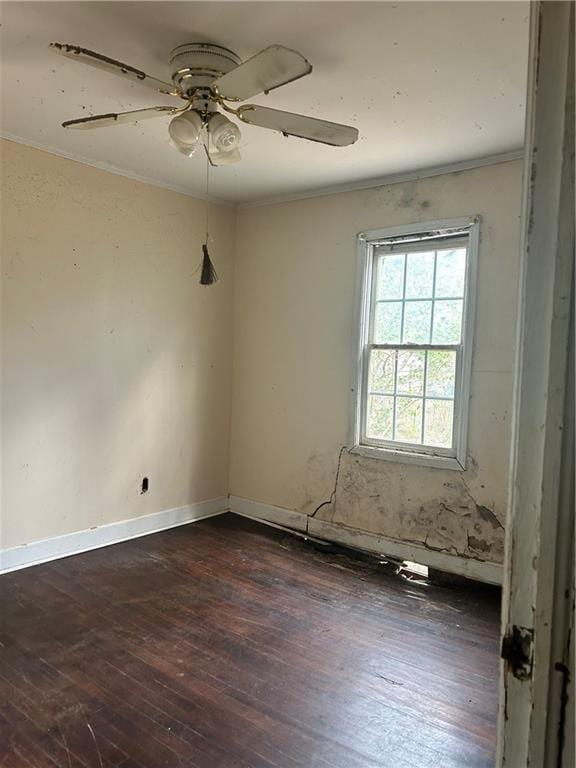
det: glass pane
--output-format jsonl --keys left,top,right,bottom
{"left": 394, "top": 397, "right": 423, "bottom": 444}
{"left": 377, "top": 253, "right": 405, "bottom": 300}
{"left": 426, "top": 350, "right": 457, "bottom": 397}
{"left": 405, "top": 251, "right": 435, "bottom": 298}
{"left": 402, "top": 301, "right": 432, "bottom": 343}
{"left": 374, "top": 302, "right": 402, "bottom": 343}
{"left": 368, "top": 349, "right": 396, "bottom": 394}
{"left": 396, "top": 350, "right": 425, "bottom": 395}
{"left": 366, "top": 395, "right": 394, "bottom": 440}
{"left": 432, "top": 299, "right": 463, "bottom": 344}
{"left": 424, "top": 399, "right": 454, "bottom": 448}
{"left": 435, "top": 248, "right": 466, "bottom": 298}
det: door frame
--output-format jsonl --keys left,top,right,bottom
{"left": 497, "top": 2, "right": 574, "bottom": 766}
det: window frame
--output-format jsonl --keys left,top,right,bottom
{"left": 351, "top": 216, "right": 479, "bottom": 471}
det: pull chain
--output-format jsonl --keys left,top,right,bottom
{"left": 199, "top": 130, "right": 218, "bottom": 285}
{"left": 205, "top": 145, "right": 210, "bottom": 245}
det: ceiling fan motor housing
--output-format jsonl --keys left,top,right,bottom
{"left": 170, "top": 43, "right": 241, "bottom": 95}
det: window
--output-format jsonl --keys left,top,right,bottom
{"left": 352, "top": 217, "right": 479, "bottom": 470}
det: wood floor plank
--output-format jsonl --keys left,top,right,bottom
{"left": 0, "top": 513, "right": 501, "bottom": 767}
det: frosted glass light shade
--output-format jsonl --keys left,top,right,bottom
{"left": 169, "top": 111, "right": 203, "bottom": 155}
{"left": 208, "top": 113, "right": 241, "bottom": 152}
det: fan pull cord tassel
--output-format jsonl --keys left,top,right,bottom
{"left": 200, "top": 242, "right": 218, "bottom": 285}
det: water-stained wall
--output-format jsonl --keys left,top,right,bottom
{"left": 231, "top": 161, "right": 522, "bottom": 564}
{"left": 325, "top": 450, "right": 505, "bottom": 562}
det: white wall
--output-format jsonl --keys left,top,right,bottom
{"left": 1, "top": 139, "right": 235, "bottom": 550}
{"left": 230, "top": 161, "right": 523, "bottom": 564}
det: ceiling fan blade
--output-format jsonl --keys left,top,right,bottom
{"left": 237, "top": 105, "right": 359, "bottom": 147}
{"left": 50, "top": 43, "right": 179, "bottom": 96}
{"left": 213, "top": 45, "right": 312, "bottom": 101}
{"left": 62, "top": 106, "right": 179, "bottom": 129}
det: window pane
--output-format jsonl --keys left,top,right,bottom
{"left": 362, "top": 231, "right": 470, "bottom": 455}
{"left": 396, "top": 350, "right": 425, "bottom": 395}
{"left": 395, "top": 397, "right": 423, "bottom": 443}
{"left": 432, "top": 299, "right": 463, "bottom": 344}
{"left": 368, "top": 349, "right": 396, "bottom": 393}
{"left": 435, "top": 248, "right": 466, "bottom": 298}
{"left": 377, "top": 253, "right": 405, "bottom": 299}
{"left": 424, "top": 399, "right": 454, "bottom": 447}
{"left": 374, "top": 302, "right": 402, "bottom": 343}
{"left": 426, "top": 350, "right": 456, "bottom": 397}
{"left": 367, "top": 395, "right": 394, "bottom": 440}
{"left": 405, "top": 251, "right": 435, "bottom": 298}
{"left": 403, "top": 300, "right": 432, "bottom": 343}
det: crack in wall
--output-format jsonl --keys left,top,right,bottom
{"left": 308, "top": 445, "right": 349, "bottom": 519}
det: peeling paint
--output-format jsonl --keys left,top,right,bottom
{"left": 477, "top": 504, "right": 505, "bottom": 529}
{"left": 312, "top": 449, "right": 505, "bottom": 563}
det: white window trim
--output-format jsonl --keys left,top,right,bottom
{"left": 350, "top": 216, "right": 480, "bottom": 471}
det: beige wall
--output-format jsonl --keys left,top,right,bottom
{"left": 230, "top": 161, "right": 523, "bottom": 564}
{"left": 1, "top": 139, "right": 235, "bottom": 549}
{"left": 0, "top": 141, "right": 522, "bottom": 566}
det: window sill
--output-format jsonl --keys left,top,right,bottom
{"left": 350, "top": 444, "right": 465, "bottom": 471}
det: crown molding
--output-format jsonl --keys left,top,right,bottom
{"left": 0, "top": 131, "right": 235, "bottom": 207}
{"left": 1, "top": 132, "right": 523, "bottom": 210}
{"left": 238, "top": 149, "right": 525, "bottom": 208}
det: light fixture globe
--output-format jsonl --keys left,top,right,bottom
{"left": 168, "top": 111, "right": 203, "bottom": 155}
{"left": 208, "top": 113, "right": 241, "bottom": 152}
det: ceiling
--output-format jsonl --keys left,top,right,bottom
{"left": 0, "top": 2, "right": 529, "bottom": 204}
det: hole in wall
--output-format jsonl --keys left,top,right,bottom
{"left": 141, "top": 477, "right": 149, "bottom": 494}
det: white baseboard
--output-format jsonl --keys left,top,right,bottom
{"left": 229, "top": 495, "right": 503, "bottom": 586}
{"left": 0, "top": 497, "right": 228, "bottom": 575}
{"left": 1, "top": 494, "right": 503, "bottom": 585}
{"left": 229, "top": 495, "right": 308, "bottom": 532}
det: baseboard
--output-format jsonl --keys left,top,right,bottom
{"left": 2, "top": 494, "right": 503, "bottom": 585}
{"left": 0, "top": 497, "right": 228, "bottom": 575}
{"left": 307, "top": 518, "right": 503, "bottom": 586}
{"left": 229, "top": 495, "right": 503, "bottom": 586}
{"left": 229, "top": 495, "right": 308, "bottom": 532}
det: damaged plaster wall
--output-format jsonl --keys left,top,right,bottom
{"left": 230, "top": 161, "right": 522, "bottom": 564}
{"left": 333, "top": 451, "right": 505, "bottom": 562}
{"left": 0, "top": 139, "right": 235, "bottom": 550}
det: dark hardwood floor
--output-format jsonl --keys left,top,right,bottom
{"left": 0, "top": 513, "right": 501, "bottom": 768}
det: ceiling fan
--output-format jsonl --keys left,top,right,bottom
{"left": 50, "top": 41, "right": 359, "bottom": 166}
